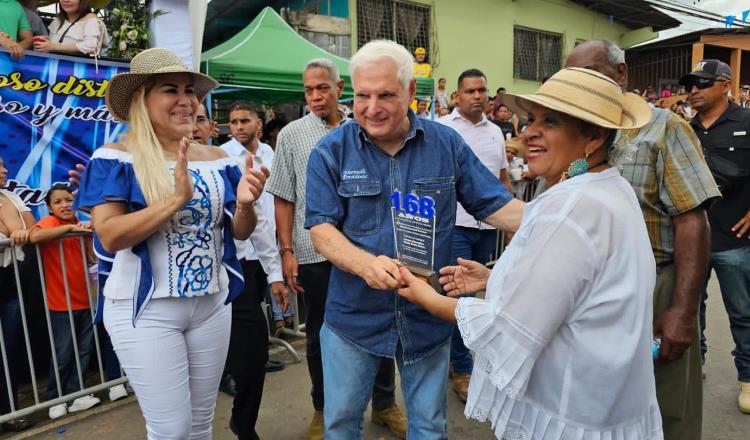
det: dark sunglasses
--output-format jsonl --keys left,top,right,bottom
{"left": 686, "top": 77, "right": 728, "bottom": 90}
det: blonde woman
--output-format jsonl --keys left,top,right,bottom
{"left": 75, "top": 48, "right": 267, "bottom": 439}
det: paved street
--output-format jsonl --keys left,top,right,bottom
{"left": 9, "top": 275, "right": 748, "bottom": 439}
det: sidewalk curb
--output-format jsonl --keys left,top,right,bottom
{"left": 8, "top": 397, "right": 137, "bottom": 439}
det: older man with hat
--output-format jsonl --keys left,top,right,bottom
{"left": 680, "top": 58, "right": 750, "bottom": 414}
{"left": 566, "top": 40, "right": 720, "bottom": 439}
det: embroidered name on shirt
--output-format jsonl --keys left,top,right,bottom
{"left": 342, "top": 169, "right": 368, "bottom": 180}
{"left": 734, "top": 131, "right": 747, "bottom": 136}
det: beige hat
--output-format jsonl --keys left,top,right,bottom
{"left": 505, "top": 137, "right": 524, "bottom": 157}
{"left": 105, "top": 48, "right": 219, "bottom": 122}
{"left": 505, "top": 68, "right": 651, "bottom": 130}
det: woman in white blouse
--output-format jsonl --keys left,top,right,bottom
{"left": 397, "top": 68, "right": 664, "bottom": 440}
{"left": 33, "top": 0, "right": 108, "bottom": 57}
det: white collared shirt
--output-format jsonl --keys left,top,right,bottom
{"left": 220, "top": 139, "right": 283, "bottom": 283}
{"left": 438, "top": 108, "right": 508, "bottom": 229}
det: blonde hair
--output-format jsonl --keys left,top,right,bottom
{"left": 122, "top": 85, "right": 173, "bottom": 206}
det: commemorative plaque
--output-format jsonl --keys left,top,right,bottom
{"left": 390, "top": 190, "right": 444, "bottom": 294}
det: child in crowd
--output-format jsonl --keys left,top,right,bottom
{"left": 29, "top": 183, "right": 100, "bottom": 420}
{"left": 271, "top": 286, "right": 295, "bottom": 330}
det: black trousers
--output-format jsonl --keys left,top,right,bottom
{"left": 226, "top": 259, "right": 268, "bottom": 440}
{"left": 298, "top": 261, "right": 396, "bottom": 412}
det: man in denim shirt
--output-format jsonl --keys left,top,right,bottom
{"left": 305, "top": 40, "right": 522, "bottom": 439}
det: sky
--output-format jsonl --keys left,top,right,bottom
{"left": 657, "top": 0, "right": 750, "bottom": 39}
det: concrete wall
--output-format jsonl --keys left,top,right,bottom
{"left": 279, "top": 0, "right": 350, "bottom": 18}
{"left": 349, "top": 0, "right": 639, "bottom": 95}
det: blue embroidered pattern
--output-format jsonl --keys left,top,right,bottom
{"left": 166, "top": 168, "right": 218, "bottom": 297}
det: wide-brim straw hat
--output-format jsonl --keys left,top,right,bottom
{"left": 505, "top": 137, "right": 524, "bottom": 157}
{"left": 105, "top": 48, "right": 219, "bottom": 122}
{"left": 504, "top": 68, "right": 651, "bottom": 130}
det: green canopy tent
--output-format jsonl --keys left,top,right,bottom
{"left": 201, "top": 7, "right": 434, "bottom": 104}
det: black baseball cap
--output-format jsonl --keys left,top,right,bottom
{"left": 679, "top": 59, "right": 732, "bottom": 85}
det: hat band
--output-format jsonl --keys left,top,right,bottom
{"left": 535, "top": 92, "right": 620, "bottom": 126}
{"left": 549, "top": 75, "right": 623, "bottom": 109}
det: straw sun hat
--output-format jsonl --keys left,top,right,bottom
{"left": 505, "top": 67, "right": 651, "bottom": 130}
{"left": 105, "top": 48, "right": 219, "bottom": 122}
{"left": 505, "top": 137, "right": 524, "bottom": 157}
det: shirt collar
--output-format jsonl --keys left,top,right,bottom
{"left": 222, "top": 138, "right": 248, "bottom": 156}
{"left": 356, "top": 109, "right": 426, "bottom": 149}
{"left": 691, "top": 99, "right": 745, "bottom": 129}
{"left": 449, "top": 107, "right": 488, "bottom": 126}
{"left": 308, "top": 110, "right": 348, "bottom": 129}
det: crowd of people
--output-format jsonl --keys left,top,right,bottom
{"left": 0, "top": 0, "right": 109, "bottom": 60}
{"left": 1, "top": 7, "right": 750, "bottom": 440}
{"left": 0, "top": 168, "right": 128, "bottom": 432}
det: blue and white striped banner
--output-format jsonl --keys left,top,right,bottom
{"left": 0, "top": 50, "right": 128, "bottom": 216}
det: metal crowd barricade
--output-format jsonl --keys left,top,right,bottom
{"left": 488, "top": 177, "right": 545, "bottom": 265}
{"left": 0, "top": 232, "right": 127, "bottom": 424}
{"left": 258, "top": 284, "right": 302, "bottom": 363}
{"left": 273, "top": 292, "right": 306, "bottom": 340}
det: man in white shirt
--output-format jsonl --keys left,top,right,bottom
{"left": 438, "top": 68, "right": 511, "bottom": 403}
{"left": 220, "top": 101, "right": 289, "bottom": 439}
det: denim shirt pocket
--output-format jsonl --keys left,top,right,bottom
{"left": 338, "top": 179, "right": 382, "bottom": 235}
{"left": 413, "top": 177, "right": 455, "bottom": 232}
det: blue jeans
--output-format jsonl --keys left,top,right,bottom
{"left": 269, "top": 285, "right": 295, "bottom": 322}
{"left": 320, "top": 323, "right": 449, "bottom": 440}
{"left": 47, "top": 310, "right": 95, "bottom": 399}
{"left": 709, "top": 246, "right": 750, "bottom": 381}
{"left": 449, "top": 227, "right": 497, "bottom": 374}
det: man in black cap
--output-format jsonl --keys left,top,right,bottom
{"left": 681, "top": 59, "right": 750, "bottom": 414}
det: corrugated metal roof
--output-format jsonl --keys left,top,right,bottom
{"left": 570, "top": 0, "right": 681, "bottom": 31}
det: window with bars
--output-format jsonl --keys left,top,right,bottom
{"left": 356, "top": 0, "right": 431, "bottom": 59}
{"left": 513, "top": 26, "right": 563, "bottom": 82}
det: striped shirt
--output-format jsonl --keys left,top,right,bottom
{"left": 266, "top": 112, "right": 347, "bottom": 265}
{"left": 614, "top": 108, "right": 720, "bottom": 264}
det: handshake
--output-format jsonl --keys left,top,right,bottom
{"left": 362, "top": 255, "right": 491, "bottom": 300}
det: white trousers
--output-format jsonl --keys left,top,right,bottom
{"left": 104, "top": 292, "right": 231, "bottom": 440}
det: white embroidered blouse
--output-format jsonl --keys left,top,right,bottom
{"left": 82, "top": 149, "right": 237, "bottom": 301}
{"left": 455, "top": 168, "right": 663, "bottom": 439}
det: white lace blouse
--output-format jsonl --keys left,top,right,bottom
{"left": 455, "top": 168, "right": 663, "bottom": 439}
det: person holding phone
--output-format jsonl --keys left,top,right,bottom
{"left": 33, "top": 0, "right": 108, "bottom": 57}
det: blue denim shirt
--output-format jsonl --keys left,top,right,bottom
{"left": 305, "top": 111, "right": 512, "bottom": 363}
